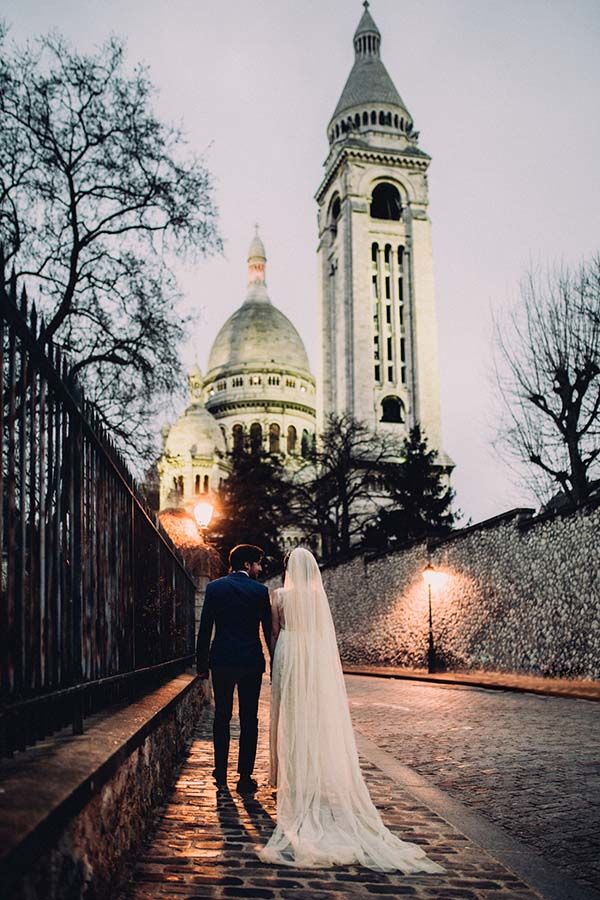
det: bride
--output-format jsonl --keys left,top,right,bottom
{"left": 258, "top": 547, "right": 443, "bottom": 874}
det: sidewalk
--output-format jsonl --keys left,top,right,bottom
{"left": 120, "top": 683, "right": 597, "bottom": 900}
{"left": 342, "top": 664, "right": 600, "bottom": 701}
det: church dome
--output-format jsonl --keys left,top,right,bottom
{"left": 165, "top": 403, "right": 226, "bottom": 458}
{"left": 165, "top": 368, "right": 226, "bottom": 458}
{"left": 207, "top": 303, "right": 310, "bottom": 374}
{"left": 206, "top": 229, "right": 311, "bottom": 377}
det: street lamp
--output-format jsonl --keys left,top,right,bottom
{"left": 422, "top": 561, "right": 437, "bottom": 674}
{"left": 193, "top": 500, "right": 214, "bottom": 531}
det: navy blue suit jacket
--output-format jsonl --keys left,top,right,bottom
{"left": 196, "top": 571, "right": 272, "bottom": 672}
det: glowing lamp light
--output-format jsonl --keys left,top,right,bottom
{"left": 194, "top": 501, "right": 214, "bottom": 529}
{"left": 422, "top": 561, "right": 435, "bottom": 587}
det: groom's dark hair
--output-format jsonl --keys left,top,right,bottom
{"left": 229, "top": 544, "right": 264, "bottom": 571}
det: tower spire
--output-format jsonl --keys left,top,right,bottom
{"left": 328, "top": 3, "right": 410, "bottom": 132}
{"left": 354, "top": 0, "right": 381, "bottom": 58}
{"left": 245, "top": 225, "right": 270, "bottom": 304}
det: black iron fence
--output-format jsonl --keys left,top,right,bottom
{"left": 0, "top": 259, "right": 196, "bottom": 757}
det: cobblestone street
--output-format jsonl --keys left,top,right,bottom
{"left": 121, "top": 675, "right": 600, "bottom": 900}
{"left": 347, "top": 676, "right": 600, "bottom": 895}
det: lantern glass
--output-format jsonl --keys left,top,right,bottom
{"left": 422, "top": 562, "right": 435, "bottom": 587}
{"left": 194, "top": 501, "right": 214, "bottom": 528}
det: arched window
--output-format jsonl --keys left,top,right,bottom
{"left": 195, "top": 474, "right": 201, "bottom": 495}
{"left": 381, "top": 396, "right": 405, "bottom": 423}
{"left": 301, "top": 429, "right": 310, "bottom": 458}
{"left": 177, "top": 475, "right": 184, "bottom": 496}
{"left": 378, "top": 111, "right": 385, "bottom": 125}
{"left": 371, "top": 110, "right": 376, "bottom": 125}
{"left": 394, "top": 114, "right": 399, "bottom": 128}
{"left": 386, "top": 112, "right": 392, "bottom": 126}
{"left": 287, "top": 425, "right": 297, "bottom": 454}
{"left": 362, "top": 111, "right": 368, "bottom": 125}
{"left": 341, "top": 121, "right": 346, "bottom": 134}
{"left": 203, "top": 474, "right": 209, "bottom": 493}
{"left": 330, "top": 194, "right": 341, "bottom": 226}
{"left": 400, "top": 117, "right": 404, "bottom": 131}
{"left": 232, "top": 424, "right": 244, "bottom": 452}
{"left": 250, "top": 422, "right": 262, "bottom": 454}
{"left": 370, "top": 183, "right": 402, "bottom": 221}
{"left": 269, "top": 423, "right": 280, "bottom": 454}
{"left": 335, "top": 124, "right": 339, "bottom": 138}
{"left": 354, "top": 113, "right": 360, "bottom": 128}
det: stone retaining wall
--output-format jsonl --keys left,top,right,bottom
{"left": 3, "top": 674, "right": 207, "bottom": 900}
{"left": 271, "top": 501, "right": 600, "bottom": 679}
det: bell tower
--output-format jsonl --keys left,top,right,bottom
{"left": 316, "top": 2, "right": 450, "bottom": 464}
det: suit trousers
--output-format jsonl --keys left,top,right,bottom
{"left": 211, "top": 666, "right": 263, "bottom": 777}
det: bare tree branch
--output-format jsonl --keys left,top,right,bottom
{"left": 493, "top": 256, "right": 600, "bottom": 507}
{"left": 0, "top": 30, "right": 222, "bottom": 464}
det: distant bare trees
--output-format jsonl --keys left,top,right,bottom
{"left": 290, "top": 414, "right": 402, "bottom": 560}
{"left": 495, "top": 256, "right": 600, "bottom": 507}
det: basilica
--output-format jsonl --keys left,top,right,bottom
{"left": 158, "top": 231, "right": 317, "bottom": 509}
{"left": 158, "top": 1, "right": 451, "bottom": 512}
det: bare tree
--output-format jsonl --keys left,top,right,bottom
{"left": 494, "top": 256, "right": 600, "bottom": 507}
{"left": 290, "top": 413, "right": 402, "bottom": 560}
{"left": 0, "top": 30, "right": 221, "bottom": 460}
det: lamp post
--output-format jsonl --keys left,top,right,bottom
{"left": 158, "top": 500, "right": 216, "bottom": 634}
{"left": 192, "top": 500, "right": 215, "bottom": 632}
{"left": 422, "top": 561, "right": 437, "bottom": 674}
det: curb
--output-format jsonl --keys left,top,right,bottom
{"left": 342, "top": 666, "right": 600, "bottom": 702}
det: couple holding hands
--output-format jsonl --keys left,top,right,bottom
{"left": 196, "top": 543, "right": 442, "bottom": 874}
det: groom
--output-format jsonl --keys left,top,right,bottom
{"left": 196, "top": 544, "right": 272, "bottom": 793}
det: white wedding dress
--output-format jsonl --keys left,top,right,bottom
{"left": 258, "top": 548, "right": 443, "bottom": 874}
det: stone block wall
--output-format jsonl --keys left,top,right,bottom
{"left": 273, "top": 502, "right": 600, "bottom": 679}
{"left": 5, "top": 675, "right": 207, "bottom": 900}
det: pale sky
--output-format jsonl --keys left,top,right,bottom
{"left": 4, "top": 0, "right": 600, "bottom": 522}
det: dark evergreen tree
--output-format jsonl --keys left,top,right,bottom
{"left": 374, "top": 424, "right": 457, "bottom": 545}
{"left": 211, "top": 445, "right": 293, "bottom": 573}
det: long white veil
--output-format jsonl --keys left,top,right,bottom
{"left": 258, "top": 547, "right": 443, "bottom": 873}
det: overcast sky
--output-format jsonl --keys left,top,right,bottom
{"left": 4, "top": 0, "right": 600, "bottom": 522}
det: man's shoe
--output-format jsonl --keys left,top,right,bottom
{"left": 212, "top": 769, "right": 227, "bottom": 787}
{"left": 236, "top": 776, "right": 258, "bottom": 794}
